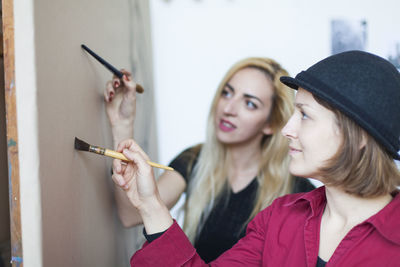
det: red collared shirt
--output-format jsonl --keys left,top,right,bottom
{"left": 131, "top": 186, "right": 400, "bottom": 266}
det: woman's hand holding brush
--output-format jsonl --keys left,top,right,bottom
{"left": 112, "top": 139, "right": 173, "bottom": 234}
{"left": 104, "top": 70, "right": 138, "bottom": 148}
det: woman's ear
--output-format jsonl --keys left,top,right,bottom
{"left": 359, "top": 132, "right": 367, "bottom": 149}
{"left": 262, "top": 123, "right": 274, "bottom": 135}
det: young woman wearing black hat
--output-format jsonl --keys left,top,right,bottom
{"left": 112, "top": 50, "right": 400, "bottom": 266}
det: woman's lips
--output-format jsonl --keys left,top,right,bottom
{"left": 219, "top": 119, "right": 236, "bottom": 132}
{"left": 289, "top": 146, "right": 302, "bottom": 155}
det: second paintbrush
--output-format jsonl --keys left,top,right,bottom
{"left": 81, "top": 44, "right": 144, "bottom": 93}
{"left": 74, "top": 137, "right": 173, "bottom": 171}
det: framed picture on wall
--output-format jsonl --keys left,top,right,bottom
{"left": 331, "top": 19, "right": 367, "bottom": 55}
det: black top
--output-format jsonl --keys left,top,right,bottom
{"left": 316, "top": 256, "right": 327, "bottom": 267}
{"left": 169, "top": 145, "right": 316, "bottom": 262}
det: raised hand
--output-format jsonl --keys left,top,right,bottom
{"left": 104, "top": 69, "right": 137, "bottom": 147}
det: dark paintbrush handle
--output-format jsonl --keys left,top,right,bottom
{"left": 81, "top": 44, "right": 123, "bottom": 78}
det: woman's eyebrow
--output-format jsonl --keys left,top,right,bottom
{"left": 295, "top": 103, "right": 317, "bottom": 113}
{"left": 226, "top": 83, "right": 235, "bottom": 92}
{"left": 295, "top": 103, "right": 307, "bottom": 108}
{"left": 226, "top": 83, "right": 264, "bottom": 106}
{"left": 226, "top": 82, "right": 265, "bottom": 106}
{"left": 244, "top": 93, "right": 264, "bottom": 106}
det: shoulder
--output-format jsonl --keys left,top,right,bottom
{"left": 168, "top": 144, "right": 203, "bottom": 182}
{"left": 172, "top": 144, "right": 202, "bottom": 162}
{"left": 248, "top": 192, "right": 308, "bottom": 227}
{"left": 256, "top": 188, "right": 323, "bottom": 221}
{"left": 247, "top": 188, "right": 322, "bottom": 234}
{"left": 184, "top": 144, "right": 202, "bottom": 157}
{"left": 273, "top": 191, "right": 311, "bottom": 206}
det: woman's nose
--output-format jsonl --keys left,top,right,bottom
{"left": 223, "top": 99, "right": 238, "bottom": 116}
{"left": 281, "top": 115, "right": 297, "bottom": 139}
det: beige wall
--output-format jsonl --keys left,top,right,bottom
{"left": 13, "top": 0, "right": 156, "bottom": 266}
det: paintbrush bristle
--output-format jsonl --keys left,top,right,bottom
{"left": 74, "top": 137, "right": 90, "bottom": 151}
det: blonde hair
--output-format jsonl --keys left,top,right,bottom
{"left": 183, "top": 57, "right": 295, "bottom": 242}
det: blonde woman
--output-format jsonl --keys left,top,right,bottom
{"left": 106, "top": 58, "right": 315, "bottom": 262}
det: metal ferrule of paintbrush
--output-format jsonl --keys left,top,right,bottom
{"left": 89, "top": 145, "right": 129, "bottom": 161}
{"left": 88, "top": 145, "right": 106, "bottom": 155}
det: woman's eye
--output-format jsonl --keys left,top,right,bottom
{"left": 246, "top": 100, "right": 257, "bottom": 109}
{"left": 221, "top": 89, "right": 232, "bottom": 98}
{"left": 301, "top": 111, "right": 308, "bottom": 120}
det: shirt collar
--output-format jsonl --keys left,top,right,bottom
{"left": 286, "top": 186, "right": 400, "bottom": 245}
{"left": 284, "top": 186, "right": 326, "bottom": 217}
{"left": 366, "top": 191, "right": 400, "bottom": 245}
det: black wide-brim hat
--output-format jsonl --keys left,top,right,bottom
{"left": 280, "top": 50, "right": 400, "bottom": 160}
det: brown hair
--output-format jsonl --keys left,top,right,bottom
{"left": 314, "top": 96, "right": 400, "bottom": 197}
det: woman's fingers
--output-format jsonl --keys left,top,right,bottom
{"left": 116, "top": 139, "right": 135, "bottom": 153}
{"left": 104, "top": 81, "right": 115, "bottom": 102}
{"left": 120, "top": 69, "right": 132, "bottom": 79}
{"left": 112, "top": 159, "right": 133, "bottom": 187}
{"left": 117, "top": 139, "right": 150, "bottom": 162}
{"left": 107, "top": 70, "right": 141, "bottom": 99}
{"left": 112, "top": 76, "right": 121, "bottom": 88}
{"left": 113, "top": 158, "right": 125, "bottom": 174}
{"left": 123, "top": 149, "right": 149, "bottom": 169}
{"left": 122, "top": 163, "right": 136, "bottom": 190}
{"left": 120, "top": 69, "right": 141, "bottom": 94}
{"left": 113, "top": 139, "right": 160, "bottom": 208}
{"left": 112, "top": 173, "right": 126, "bottom": 187}
{"left": 112, "top": 160, "right": 125, "bottom": 187}
{"left": 120, "top": 69, "right": 144, "bottom": 93}
{"left": 121, "top": 71, "right": 137, "bottom": 95}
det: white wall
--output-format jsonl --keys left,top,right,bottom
{"left": 14, "top": 0, "right": 42, "bottom": 265}
{"left": 149, "top": 0, "right": 400, "bottom": 166}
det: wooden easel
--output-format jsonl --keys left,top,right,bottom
{"left": 1, "top": 0, "right": 22, "bottom": 266}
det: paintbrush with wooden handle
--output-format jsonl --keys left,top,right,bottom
{"left": 74, "top": 137, "right": 173, "bottom": 171}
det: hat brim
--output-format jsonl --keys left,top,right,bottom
{"left": 280, "top": 76, "right": 301, "bottom": 90}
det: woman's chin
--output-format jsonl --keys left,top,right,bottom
{"left": 288, "top": 165, "right": 311, "bottom": 178}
